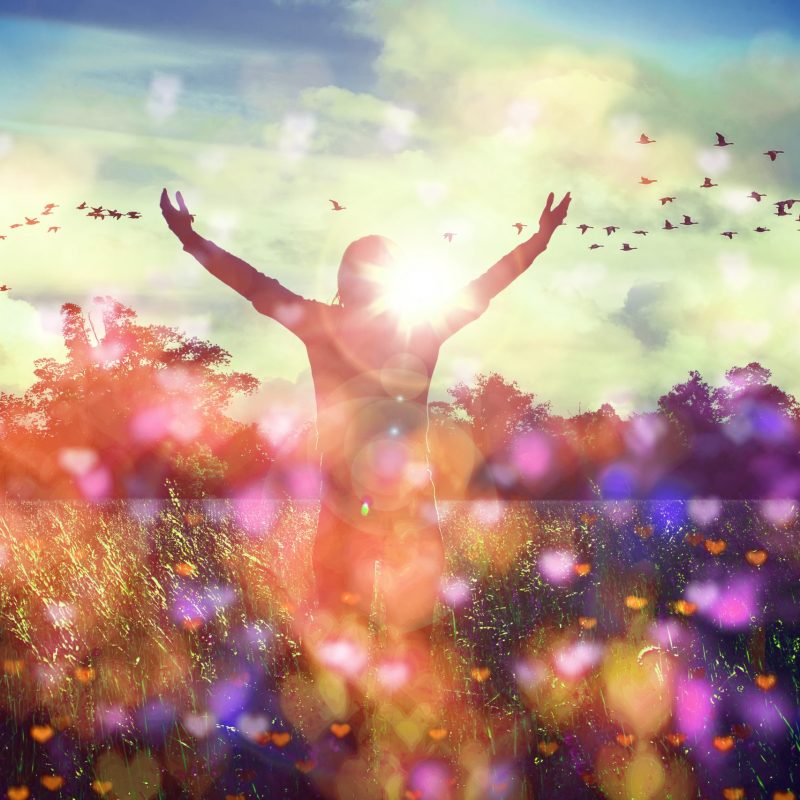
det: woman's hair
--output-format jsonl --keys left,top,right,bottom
{"left": 335, "top": 235, "right": 398, "bottom": 308}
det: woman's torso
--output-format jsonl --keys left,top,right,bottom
{"left": 304, "top": 308, "right": 443, "bottom": 535}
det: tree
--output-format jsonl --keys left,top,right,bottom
{"left": 447, "top": 372, "right": 551, "bottom": 457}
{"left": 720, "top": 362, "right": 799, "bottom": 422}
{"left": 657, "top": 370, "right": 724, "bottom": 433}
{"left": 10, "top": 297, "right": 269, "bottom": 498}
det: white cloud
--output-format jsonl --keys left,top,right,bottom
{"left": 146, "top": 72, "right": 183, "bottom": 122}
{"left": 0, "top": 298, "right": 65, "bottom": 393}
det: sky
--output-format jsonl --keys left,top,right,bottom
{"left": 1, "top": 0, "right": 799, "bottom": 422}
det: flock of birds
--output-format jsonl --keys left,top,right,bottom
{"left": 578, "top": 132, "right": 797, "bottom": 252}
{"left": 0, "top": 201, "right": 143, "bottom": 293}
{"left": 331, "top": 132, "right": 796, "bottom": 250}
{"left": 1, "top": 200, "right": 142, "bottom": 238}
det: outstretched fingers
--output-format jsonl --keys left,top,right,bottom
{"left": 176, "top": 190, "right": 189, "bottom": 213}
{"left": 160, "top": 188, "right": 175, "bottom": 213}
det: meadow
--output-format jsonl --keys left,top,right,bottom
{"left": 0, "top": 497, "right": 798, "bottom": 799}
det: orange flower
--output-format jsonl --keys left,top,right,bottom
{"left": 625, "top": 595, "right": 648, "bottom": 610}
{"left": 574, "top": 562, "right": 591, "bottom": 576}
{"left": 755, "top": 673, "right": 777, "bottom": 691}
{"left": 745, "top": 549, "right": 767, "bottom": 567}
{"left": 537, "top": 742, "right": 559, "bottom": 756}
{"left": 175, "top": 562, "right": 197, "bottom": 577}
{"left": 40, "top": 777, "right": 64, "bottom": 792}
{"left": 30, "top": 725, "right": 55, "bottom": 744}
{"left": 704, "top": 539, "right": 727, "bottom": 556}
{"left": 271, "top": 732, "right": 291, "bottom": 747}
{"left": 722, "top": 789, "right": 745, "bottom": 800}
{"left": 428, "top": 727, "right": 448, "bottom": 741}
{"left": 330, "top": 723, "right": 351, "bottom": 738}
{"left": 673, "top": 600, "right": 697, "bottom": 616}
{"left": 74, "top": 666, "right": 95, "bottom": 684}
{"left": 470, "top": 666, "right": 491, "bottom": 683}
{"left": 713, "top": 735, "right": 735, "bottom": 752}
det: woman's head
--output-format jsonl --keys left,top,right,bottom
{"left": 336, "top": 235, "right": 399, "bottom": 310}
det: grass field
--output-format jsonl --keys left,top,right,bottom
{"left": 0, "top": 497, "right": 798, "bottom": 799}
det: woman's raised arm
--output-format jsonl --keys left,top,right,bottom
{"left": 160, "top": 188, "right": 323, "bottom": 340}
{"left": 438, "top": 191, "right": 571, "bottom": 340}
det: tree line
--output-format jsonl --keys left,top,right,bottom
{"left": 1, "top": 299, "right": 797, "bottom": 500}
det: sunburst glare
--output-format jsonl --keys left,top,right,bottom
{"left": 380, "top": 257, "right": 462, "bottom": 327}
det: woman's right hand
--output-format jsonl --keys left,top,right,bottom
{"left": 537, "top": 191, "right": 571, "bottom": 239}
{"left": 160, "top": 188, "right": 196, "bottom": 241}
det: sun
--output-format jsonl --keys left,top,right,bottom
{"left": 380, "top": 259, "right": 463, "bottom": 328}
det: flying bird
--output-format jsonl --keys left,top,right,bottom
{"left": 443, "top": 232, "right": 456, "bottom": 242}
{"left": 749, "top": 191, "right": 766, "bottom": 202}
{"left": 76, "top": 202, "right": 88, "bottom": 210}
{"left": 783, "top": 199, "right": 799, "bottom": 209}
{"left": 639, "top": 177, "right": 657, "bottom": 185}
{"left": 659, "top": 196, "right": 677, "bottom": 206}
{"left": 589, "top": 244, "right": 603, "bottom": 250}
{"left": 775, "top": 202, "right": 790, "bottom": 217}
{"left": 721, "top": 231, "right": 737, "bottom": 239}
{"left": 714, "top": 132, "right": 733, "bottom": 147}
{"left": 41, "top": 208, "right": 54, "bottom": 216}
{"left": 43, "top": 203, "right": 58, "bottom": 210}
{"left": 577, "top": 224, "right": 593, "bottom": 234}
{"left": 329, "top": 199, "right": 346, "bottom": 211}
{"left": 754, "top": 226, "right": 770, "bottom": 233}
{"left": 681, "top": 215, "right": 698, "bottom": 226}
{"left": 47, "top": 226, "right": 60, "bottom": 233}
{"left": 663, "top": 219, "right": 677, "bottom": 230}
{"left": 621, "top": 243, "right": 637, "bottom": 251}
{"left": 126, "top": 211, "right": 142, "bottom": 219}
{"left": 701, "top": 177, "right": 717, "bottom": 188}
{"left": 763, "top": 150, "right": 783, "bottom": 161}
{"left": 512, "top": 223, "right": 527, "bottom": 235}
{"left": 107, "top": 210, "right": 123, "bottom": 220}
{"left": 91, "top": 206, "right": 104, "bottom": 214}
{"left": 0, "top": 235, "right": 5, "bottom": 240}
{"left": 604, "top": 226, "right": 619, "bottom": 236}
{"left": 638, "top": 133, "right": 655, "bottom": 144}
{"left": 0, "top": 285, "right": 10, "bottom": 292}
{"left": 9, "top": 224, "right": 22, "bottom": 229}
{"left": 24, "top": 217, "right": 39, "bottom": 225}
{"left": 633, "top": 230, "right": 648, "bottom": 236}
{"left": 87, "top": 210, "right": 105, "bottom": 220}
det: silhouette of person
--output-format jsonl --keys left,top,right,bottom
{"left": 160, "top": 188, "right": 571, "bottom": 645}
